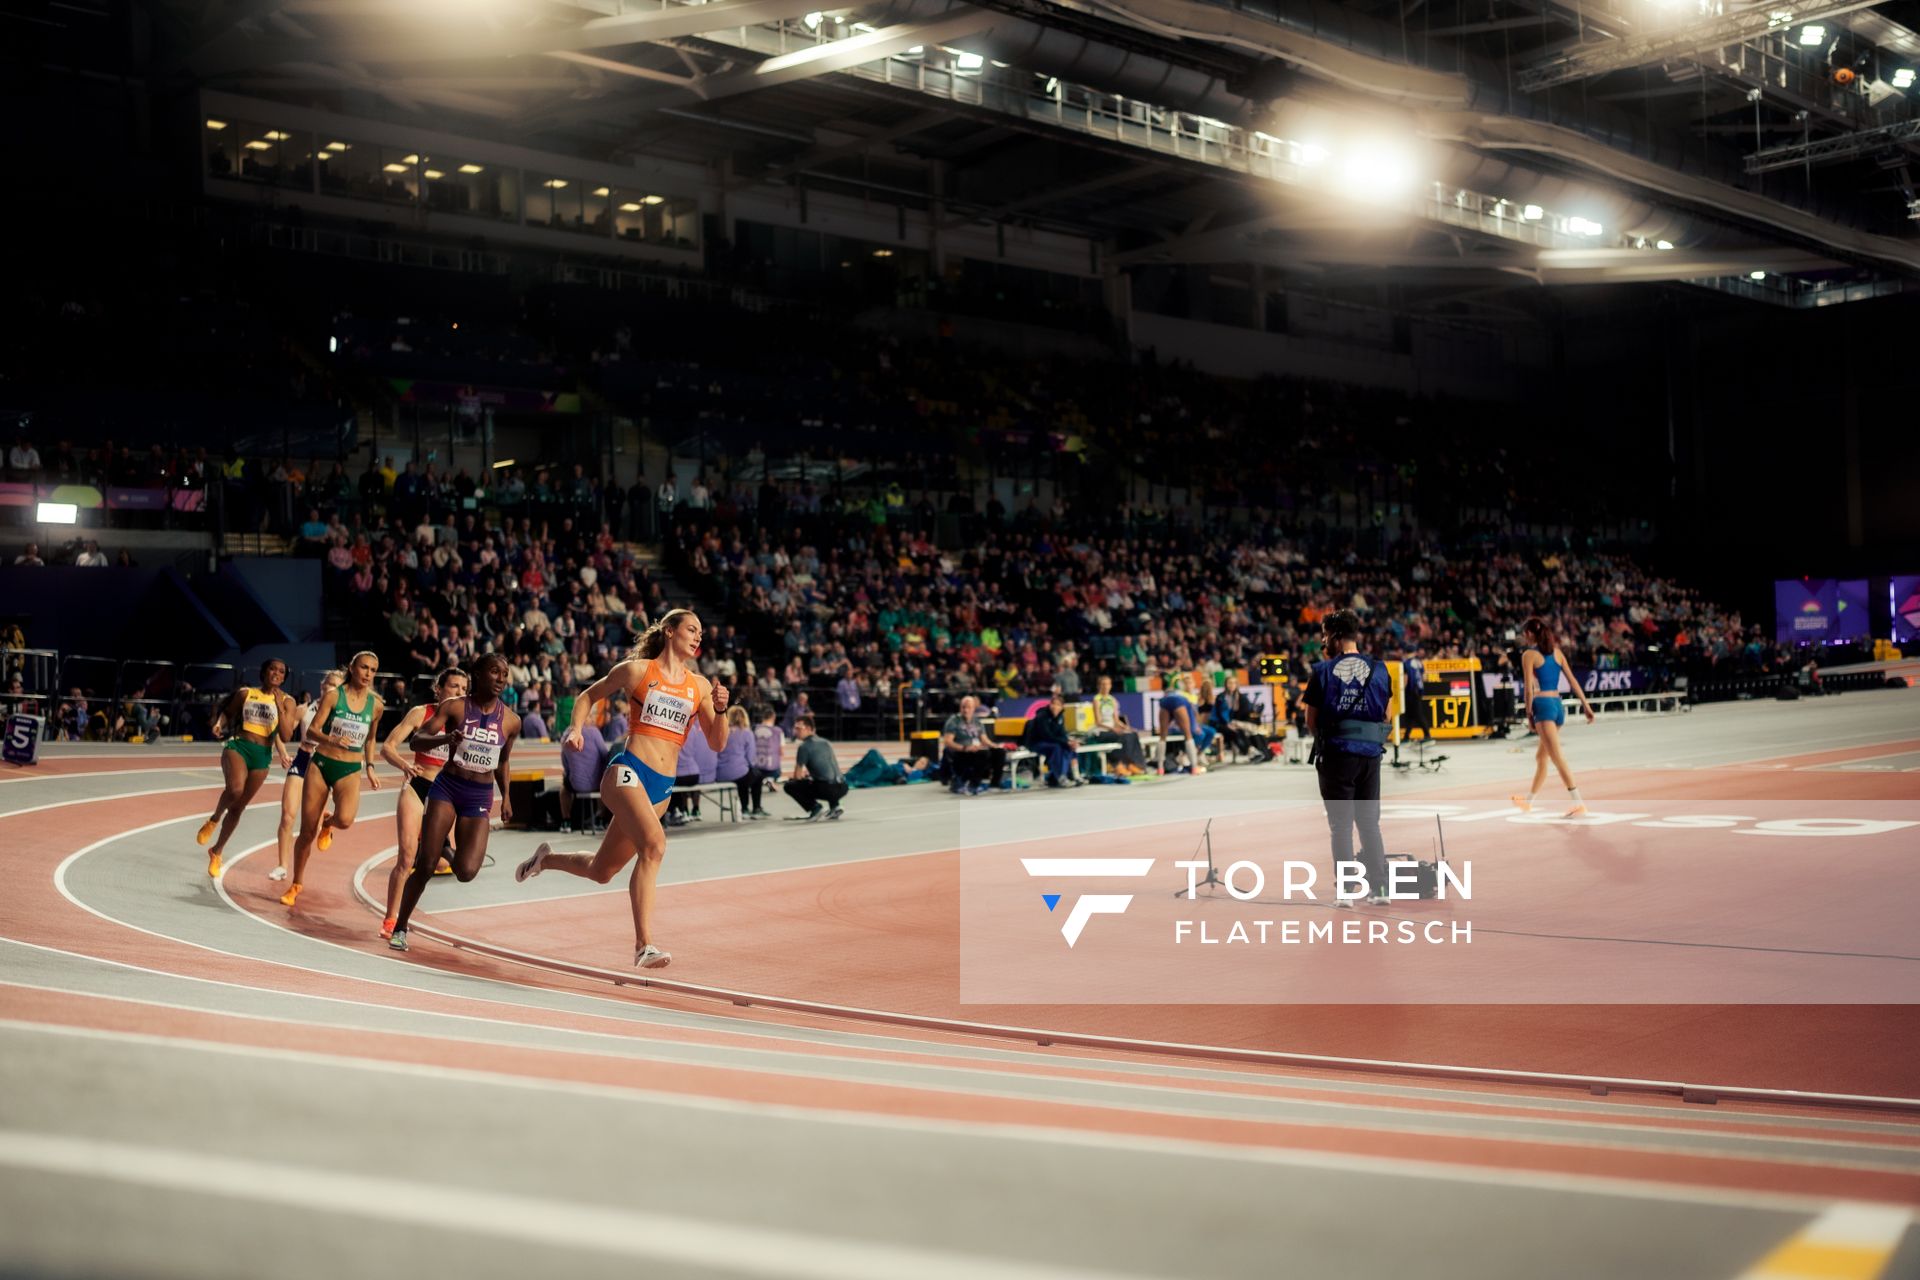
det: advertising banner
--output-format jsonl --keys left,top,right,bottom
{"left": 1775, "top": 578, "right": 1840, "bottom": 643}
{"left": 1894, "top": 576, "right": 1920, "bottom": 645}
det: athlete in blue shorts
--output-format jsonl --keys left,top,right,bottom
{"left": 1512, "top": 616, "right": 1597, "bottom": 817}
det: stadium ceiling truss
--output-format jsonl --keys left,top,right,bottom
{"left": 155, "top": 0, "right": 1920, "bottom": 309}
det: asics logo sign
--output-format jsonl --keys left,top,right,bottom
{"left": 1021, "top": 858, "right": 1155, "bottom": 947}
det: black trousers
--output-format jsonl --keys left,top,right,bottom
{"left": 786, "top": 778, "right": 847, "bottom": 813}
{"left": 948, "top": 746, "right": 1007, "bottom": 788}
{"left": 1316, "top": 750, "right": 1387, "bottom": 892}
{"left": 732, "top": 766, "right": 770, "bottom": 811}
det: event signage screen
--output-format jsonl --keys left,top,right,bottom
{"left": 1894, "top": 576, "right": 1920, "bottom": 645}
{"left": 1774, "top": 578, "right": 1867, "bottom": 643}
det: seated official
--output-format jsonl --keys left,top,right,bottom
{"left": 940, "top": 694, "right": 1006, "bottom": 796}
{"left": 785, "top": 715, "right": 847, "bottom": 820}
{"left": 670, "top": 722, "right": 718, "bottom": 826}
{"left": 558, "top": 717, "right": 607, "bottom": 832}
{"left": 1087, "top": 675, "right": 1146, "bottom": 774}
{"left": 1217, "top": 675, "right": 1273, "bottom": 763}
{"left": 715, "top": 705, "right": 770, "bottom": 819}
{"left": 1024, "top": 690, "right": 1085, "bottom": 788}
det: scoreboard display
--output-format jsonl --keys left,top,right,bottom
{"left": 1414, "top": 657, "right": 1485, "bottom": 738}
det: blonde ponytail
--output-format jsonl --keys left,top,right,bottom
{"left": 628, "top": 608, "right": 696, "bottom": 662}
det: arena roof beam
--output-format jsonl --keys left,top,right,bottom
{"left": 524, "top": 8, "right": 992, "bottom": 128}
{"left": 187, "top": 0, "right": 828, "bottom": 76}
{"left": 1517, "top": 0, "right": 1887, "bottom": 91}
{"left": 1745, "top": 119, "right": 1920, "bottom": 173}
{"left": 761, "top": 110, "right": 954, "bottom": 182}
{"left": 938, "top": 163, "right": 1162, "bottom": 231}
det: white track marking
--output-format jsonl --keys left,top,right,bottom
{"left": 0, "top": 1131, "right": 1128, "bottom": 1280}
{"left": 0, "top": 782, "right": 232, "bottom": 821}
{"left": 5, "top": 975, "right": 1908, "bottom": 1164}
{"left": 0, "top": 1019, "right": 1895, "bottom": 1216}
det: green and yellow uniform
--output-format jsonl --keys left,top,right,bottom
{"left": 314, "top": 688, "right": 375, "bottom": 787}
{"left": 223, "top": 687, "right": 282, "bottom": 772}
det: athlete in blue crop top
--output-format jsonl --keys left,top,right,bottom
{"left": 1512, "top": 616, "right": 1596, "bottom": 817}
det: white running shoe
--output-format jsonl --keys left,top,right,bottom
{"left": 387, "top": 929, "right": 409, "bottom": 952}
{"left": 1335, "top": 893, "right": 1365, "bottom": 909}
{"left": 515, "top": 843, "right": 550, "bottom": 883}
{"left": 266, "top": 866, "right": 288, "bottom": 882}
{"left": 634, "top": 944, "right": 672, "bottom": 969}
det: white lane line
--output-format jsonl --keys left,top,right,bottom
{"left": 0, "top": 766, "right": 223, "bottom": 788}
{"left": 0, "top": 1130, "right": 1123, "bottom": 1280}
{"left": 0, "top": 782, "right": 228, "bottom": 822}
{"left": 3, "top": 972, "right": 1913, "bottom": 1169}
{"left": 0, "top": 1018, "right": 1888, "bottom": 1217}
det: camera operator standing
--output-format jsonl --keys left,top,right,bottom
{"left": 1302, "top": 610, "right": 1392, "bottom": 907}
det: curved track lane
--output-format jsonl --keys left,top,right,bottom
{"left": 2, "top": 735, "right": 1917, "bottom": 1280}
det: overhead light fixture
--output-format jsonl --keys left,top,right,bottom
{"left": 329, "top": 336, "right": 338, "bottom": 353}
{"left": 1798, "top": 24, "right": 1826, "bottom": 44}
{"left": 851, "top": 21, "right": 874, "bottom": 31}
{"left": 326, "top": 141, "right": 348, "bottom": 152}
{"left": 492, "top": 458, "right": 516, "bottom": 470}
{"left": 205, "top": 119, "right": 227, "bottom": 130}
{"left": 1749, "top": 269, "right": 1767, "bottom": 280}
{"left": 1894, "top": 68, "right": 1917, "bottom": 88}
{"left": 641, "top": 194, "right": 664, "bottom": 205}
{"left": 1339, "top": 146, "right": 1417, "bottom": 201}
{"left": 1567, "top": 216, "right": 1603, "bottom": 236}
{"left": 264, "top": 130, "right": 291, "bottom": 141}
{"left": 873, "top": 248, "right": 894, "bottom": 257}
{"left": 1044, "top": 76, "right": 1060, "bottom": 94}
{"left": 402, "top": 153, "right": 419, "bottom": 164}
{"left": 906, "top": 45, "right": 923, "bottom": 54}
{"left": 1656, "top": 239, "right": 1674, "bottom": 250}
{"left": 36, "top": 502, "right": 77, "bottom": 525}
{"left": 1521, "top": 203, "right": 1544, "bottom": 220}
{"left": 383, "top": 162, "right": 408, "bottom": 173}
{"left": 544, "top": 178, "right": 568, "bottom": 188}
{"left": 803, "top": 11, "right": 821, "bottom": 27}
{"left": 593, "top": 186, "right": 610, "bottom": 196}
{"left": 458, "top": 163, "right": 483, "bottom": 173}
{"left": 424, "top": 169, "right": 444, "bottom": 179}
{"left": 620, "top": 202, "right": 642, "bottom": 212}
{"left": 244, "top": 140, "right": 272, "bottom": 151}
{"left": 956, "top": 51, "right": 984, "bottom": 70}
{"left": 1298, "top": 143, "right": 1329, "bottom": 166}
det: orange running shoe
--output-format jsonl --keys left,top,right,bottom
{"left": 316, "top": 823, "right": 333, "bottom": 852}
{"left": 279, "top": 883, "right": 302, "bottom": 907}
{"left": 380, "top": 917, "right": 397, "bottom": 939}
{"left": 195, "top": 819, "right": 216, "bottom": 846}
{"left": 1509, "top": 794, "right": 1532, "bottom": 812}
{"left": 206, "top": 853, "right": 222, "bottom": 879}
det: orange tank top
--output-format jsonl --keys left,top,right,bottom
{"left": 629, "top": 658, "right": 705, "bottom": 747}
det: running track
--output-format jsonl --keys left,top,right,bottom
{"left": 2, "top": 693, "right": 1918, "bottom": 1278}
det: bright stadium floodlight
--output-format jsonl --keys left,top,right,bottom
{"left": 1567, "top": 216, "right": 1604, "bottom": 236}
{"left": 1750, "top": 270, "right": 1768, "bottom": 279}
{"left": 205, "top": 118, "right": 227, "bottom": 130}
{"left": 1339, "top": 145, "right": 1416, "bottom": 201}
{"left": 37, "top": 503, "right": 77, "bottom": 525}
{"left": 1522, "top": 203, "right": 1544, "bottom": 220}
{"left": 1799, "top": 24, "right": 1826, "bottom": 45}
{"left": 1894, "top": 68, "right": 1917, "bottom": 88}
{"left": 1298, "top": 142, "right": 1330, "bottom": 166}
{"left": 956, "top": 51, "right": 984, "bottom": 70}
{"left": 803, "top": 11, "right": 821, "bottom": 28}
{"left": 1656, "top": 239, "right": 1675, "bottom": 249}
{"left": 458, "top": 163, "right": 482, "bottom": 173}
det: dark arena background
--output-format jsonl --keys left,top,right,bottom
{"left": 5, "top": 0, "right": 1920, "bottom": 1275}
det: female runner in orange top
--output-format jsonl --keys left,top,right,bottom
{"left": 513, "top": 609, "right": 728, "bottom": 969}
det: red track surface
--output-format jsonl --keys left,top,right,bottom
{"left": 7, "top": 745, "right": 1920, "bottom": 1219}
